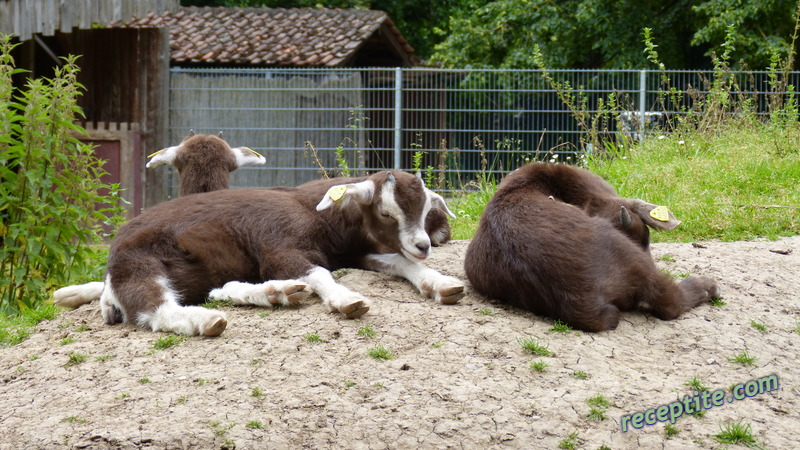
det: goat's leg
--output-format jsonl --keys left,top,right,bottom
{"left": 208, "top": 280, "right": 310, "bottom": 306}
{"left": 361, "top": 254, "right": 465, "bottom": 304}
{"left": 300, "top": 266, "right": 370, "bottom": 319}
{"left": 103, "top": 274, "right": 228, "bottom": 337}
{"left": 646, "top": 275, "right": 720, "bottom": 320}
{"left": 53, "top": 281, "right": 105, "bottom": 308}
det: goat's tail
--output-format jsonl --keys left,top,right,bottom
{"left": 52, "top": 281, "right": 105, "bottom": 308}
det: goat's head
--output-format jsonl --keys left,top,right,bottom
{"left": 146, "top": 131, "right": 265, "bottom": 172}
{"left": 599, "top": 199, "right": 681, "bottom": 251}
{"left": 316, "top": 171, "right": 437, "bottom": 261}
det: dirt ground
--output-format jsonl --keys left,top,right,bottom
{"left": 1, "top": 236, "right": 798, "bottom": 449}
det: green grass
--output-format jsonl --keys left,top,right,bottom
{"left": 712, "top": 420, "right": 756, "bottom": 446}
{"left": 686, "top": 376, "right": 709, "bottom": 392}
{"left": 152, "top": 335, "right": 186, "bottom": 350}
{"left": 517, "top": 336, "right": 554, "bottom": 356}
{"left": 750, "top": 319, "right": 768, "bottom": 332}
{"left": 475, "top": 307, "right": 496, "bottom": 316}
{"left": 587, "top": 394, "right": 612, "bottom": 421}
{"left": 251, "top": 387, "right": 265, "bottom": 397}
{"left": 203, "top": 298, "right": 234, "bottom": 309}
{"left": 0, "top": 303, "right": 61, "bottom": 346}
{"left": 529, "top": 360, "right": 549, "bottom": 372}
{"left": 727, "top": 349, "right": 757, "bottom": 367}
{"left": 357, "top": 324, "right": 377, "bottom": 338}
{"left": 572, "top": 370, "right": 590, "bottom": 380}
{"left": 64, "top": 352, "right": 89, "bottom": 367}
{"left": 246, "top": 420, "right": 263, "bottom": 429}
{"left": 549, "top": 320, "right": 573, "bottom": 333}
{"left": 138, "top": 377, "right": 150, "bottom": 384}
{"left": 368, "top": 345, "right": 394, "bottom": 361}
{"left": 557, "top": 431, "right": 580, "bottom": 450}
{"left": 304, "top": 332, "right": 326, "bottom": 343}
{"left": 709, "top": 297, "right": 727, "bottom": 306}
{"left": 665, "top": 423, "right": 680, "bottom": 438}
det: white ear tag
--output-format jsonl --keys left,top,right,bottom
{"left": 328, "top": 185, "right": 346, "bottom": 203}
{"left": 650, "top": 205, "right": 671, "bottom": 222}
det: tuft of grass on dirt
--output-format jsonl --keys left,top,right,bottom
{"left": 368, "top": 345, "right": 394, "bottom": 361}
{"left": 572, "top": 370, "right": 590, "bottom": 380}
{"left": 475, "top": 307, "right": 496, "bottom": 316}
{"left": 152, "top": 334, "right": 187, "bottom": 350}
{"left": 712, "top": 420, "right": 757, "bottom": 446}
{"left": 357, "top": 324, "right": 377, "bottom": 338}
{"left": 727, "top": 349, "right": 757, "bottom": 367}
{"left": 246, "top": 420, "right": 263, "bottom": 429}
{"left": 304, "top": 332, "right": 326, "bottom": 343}
{"left": 529, "top": 360, "right": 549, "bottom": 372}
{"left": 557, "top": 431, "right": 580, "bottom": 450}
{"left": 0, "top": 303, "right": 61, "bottom": 347}
{"left": 517, "top": 336, "right": 554, "bottom": 356}
{"left": 251, "top": 387, "right": 265, "bottom": 397}
{"left": 64, "top": 352, "right": 89, "bottom": 367}
{"left": 685, "top": 376, "right": 709, "bottom": 392}
{"left": 549, "top": 320, "right": 573, "bottom": 333}
{"left": 749, "top": 319, "right": 768, "bottom": 332}
{"left": 586, "top": 394, "right": 612, "bottom": 421}
{"left": 665, "top": 424, "right": 680, "bottom": 438}
{"left": 709, "top": 297, "right": 727, "bottom": 307}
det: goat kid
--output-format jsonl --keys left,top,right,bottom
{"left": 146, "top": 130, "right": 266, "bottom": 195}
{"left": 73, "top": 171, "right": 464, "bottom": 336}
{"left": 53, "top": 132, "right": 265, "bottom": 309}
{"left": 464, "top": 163, "right": 719, "bottom": 332}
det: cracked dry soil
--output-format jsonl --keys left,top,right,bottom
{"left": 1, "top": 236, "right": 799, "bottom": 449}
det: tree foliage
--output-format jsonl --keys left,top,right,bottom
{"left": 181, "top": 0, "right": 800, "bottom": 68}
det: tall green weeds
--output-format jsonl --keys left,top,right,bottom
{"left": 0, "top": 35, "right": 124, "bottom": 315}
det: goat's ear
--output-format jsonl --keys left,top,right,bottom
{"left": 183, "top": 129, "right": 195, "bottom": 141}
{"left": 631, "top": 200, "right": 681, "bottom": 230}
{"left": 218, "top": 131, "right": 224, "bottom": 139}
{"left": 231, "top": 147, "right": 266, "bottom": 167}
{"left": 316, "top": 180, "right": 375, "bottom": 211}
{"left": 146, "top": 145, "right": 179, "bottom": 168}
{"left": 427, "top": 188, "right": 456, "bottom": 218}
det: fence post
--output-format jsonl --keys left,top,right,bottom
{"left": 639, "top": 70, "right": 647, "bottom": 138}
{"left": 394, "top": 67, "right": 402, "bottom": 170}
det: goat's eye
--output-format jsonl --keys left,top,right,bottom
{"left": 379, "top": 211, "right": 394, "bottom": 220}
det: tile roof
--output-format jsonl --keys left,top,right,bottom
{"left": 108, "top": 6, "right": 416, "bottom": 67}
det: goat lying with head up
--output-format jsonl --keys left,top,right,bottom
{"left": 53, "top": 132, "right": 265, "bottom": 308}
{"left": 464, "top": 163, "right": 719, "bottom": 332}
{"left": 146, "top": 130, "right": 266, "bottom": 195}
{"left": 72, "top": 170, "right": 464, "bottom": 336}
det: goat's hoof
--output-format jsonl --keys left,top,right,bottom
{"left": 438, "top": 286, "right": 465, "bottom": 305}
{"left": 339, "top": 300, "right": 370, "bottom": 319}
{"left": 203, "top": 317, "right": 228, "bottom": 337}
{"left": 344, "top": 303, "right": 370, "bottom": 319}
{"left": 266, "top": 282, "right": 310, "bottom": 306}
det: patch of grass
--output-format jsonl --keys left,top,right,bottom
{"left": 246, "top": 420, "right": 263, "bottom": 429}
{"left": 517, "top": 336, "right": 554, "bottom": 356}
{"left": 64, "top": 352, "right": 89, "bottom": 367}
{"left": 304, "top": 332, "right": 326, "bottom": 343}
{"left": 152, "top": 334, "right": 186, "bottom": 350}
{"left": 59, "top": 337, "right": 76, "bottom": 346}
{"left": 549, "top": 320, "right": 573, "bottom": 333}
{"left": 712, "top": 420, "right": 756, "bottom": 446}
{"left": 117, "top": 393, "right": 130, "bottom": 400}
{"left": 587, "top": 394, "right": 611, "bottom": 421}
{"left": 709, "top": 297, "right": 727, "bottom": 306}
{"left": 138, "top": 377, "right": 150, "bottom": 384}
{"left": 431, "top": 340, "right": 445, "bottom": 348}
{"left": 727, "top": 349, "right": 757, "bottom": 367}
{"left": 197, "top": 379, "right": 208, "bottom": 386}
{"left": 95, "top": 355, "right": 112, "bottom": 362}
{"left": 749, "top": 319, "right": 768, "bottom": 332}
{"left": 74, "top": 324, "right": 91, "bottom": 332}
{"left": 202, "top": 298, "right": 234, "bottom": 309}
{"left": 357, "top": 324, "right": 377, "bottom": 338}
{"left": 572, "top": 370, "right": 590, "bottom": 380}
{"left": 529, "top": 360, "right": 549, "bottom": 372}
{"left": 251, "top": 387, "right": 265, "bottom": 397}
{"left": 176, "top": 396, "right": 188, "bottom": 404}
{"left": 475, "top": 307, "right": 496, "bottom": 316}
{"left": 61, "top": 416, "right": 86, "bottom": 424}
{"left": 258, "top": 312, "right": 270, "bottom": 318}
{"left": 368, "top": 345, "right": 394, "bottom": 361}
{"left": 557, "top": 431, "right": 580, "bottom": 450}
{"left": 665, "top": 423, "right": 680, "bottom": 438}
{"left": 659, "top": 253, "right": 676, "bottom": 262}
{"left": 344, "top": 381, "right": 356, "bottom": 388}
{"left": 686, "top": 376, "right": 709, "bottom": 392}
{"left": 250, "top": 359, "right": 262, "bottom": 365}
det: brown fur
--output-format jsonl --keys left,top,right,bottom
{"left": 464, "top": 163, "right": 719, "bottom": 332}
{"left": 170, "top": 134, "right": 238, "bottom": 196}
{"left": 104, "top": 171, "right": 431, "bottom": 325}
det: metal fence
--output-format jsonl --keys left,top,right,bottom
{"left": 167, "top": 67, "right": 800, "bottom": 194}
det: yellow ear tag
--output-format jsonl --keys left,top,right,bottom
{"left": 329, "top": 185, "right": 347, "bottom": 203}
{"left": 650, "top": 205, "right": 671, "bottom": 222}
{"left": 245, "top": 147, "right": 263, "bottom": 157}
{"left": 147, "top": 149, "right": 164, "bottom": 158}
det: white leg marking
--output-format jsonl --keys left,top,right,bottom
{"left": 300, "top": 267, "right": 370, "bottom": 319}
{"left": 136, "top": 277, "right": 227, "bottom": 336}
{"left": 364, "top": 254, "right": 465, "bottom": 304}
{"left": 53, "top": 281, "right": 105, "bottom": 308}
{"left": 208, "top": 280, "right": 310, "bottom": 307}
{"left": 99, "top": 275, "right": 125, "bottom": 324}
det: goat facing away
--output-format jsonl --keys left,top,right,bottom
{"left": 66, "top": 170, "right": 464, "bottom": 336}
{"left": 464, "top": 163, "right": 720, "bottom": 332}
{"left": 146, "top": 130, "right": 266, "bottom": 196}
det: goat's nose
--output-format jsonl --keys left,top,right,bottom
{"left": 416, "top": 241, "right": 430, "bottom": 255}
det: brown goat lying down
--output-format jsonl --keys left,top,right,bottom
{"left": 465, "top": 163, "right": 720, "bottom": 332}
{"left": 83, "top": 171, "right": 462, "bottom": 336}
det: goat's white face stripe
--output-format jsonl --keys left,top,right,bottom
{"left": 380, "top": 177, "right": 432, "bottom": 260}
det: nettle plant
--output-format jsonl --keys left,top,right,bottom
{"left": 0, "top": 35, "right": 124, "bottom": 314}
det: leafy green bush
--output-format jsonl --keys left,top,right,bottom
{"left": 0, "top": 35, "right": 124, "bottom": 314}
